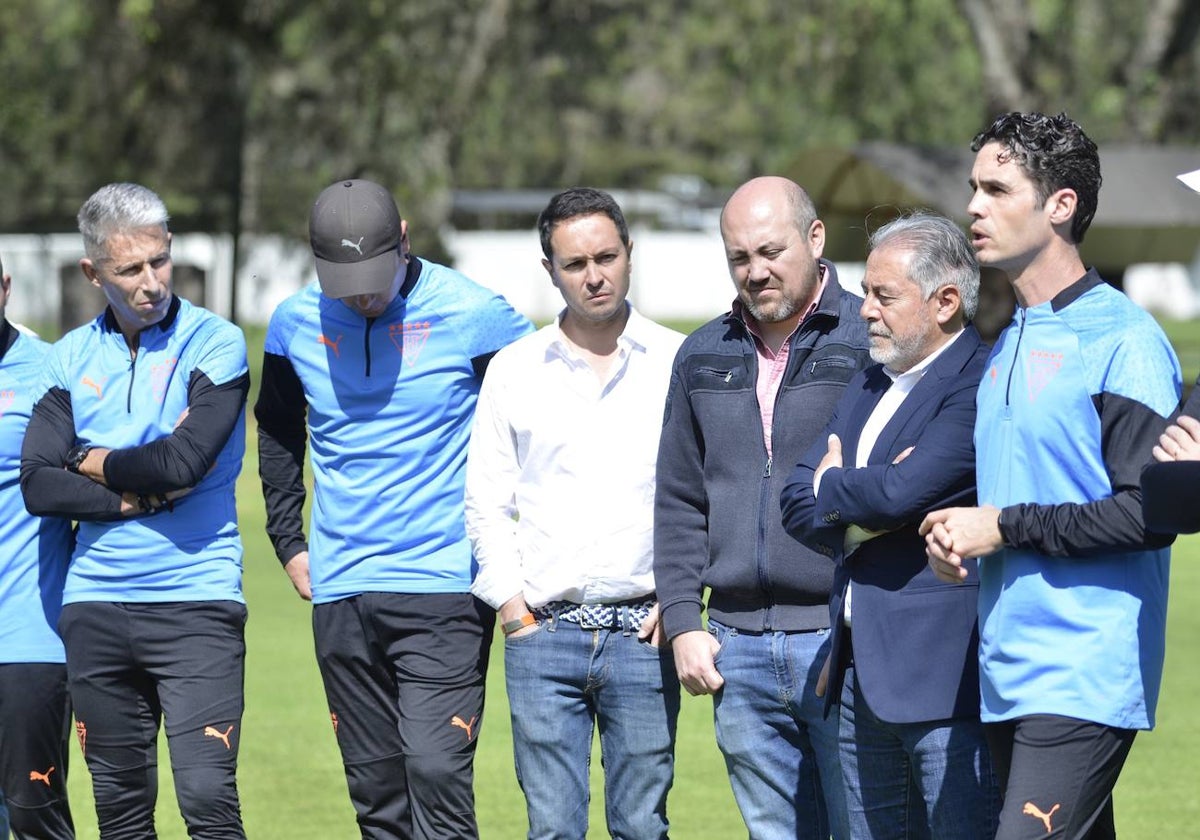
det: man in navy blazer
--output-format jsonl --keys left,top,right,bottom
{"left": 781, "top": 212, "right": 998, "bottom": 839}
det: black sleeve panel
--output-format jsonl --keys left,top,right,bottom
{"left": 20, "top": 386, "right": 124, "bottom": 521}
{"left": 254, "top": 351, "right": 309, "bottom": 565}
{"left": 471, "top": 351, "right": 497, "bottom": 381}
{"left": 102, "top": 371, "right": 250, "bottom": 494}
{"left": 1001, "top": 392, "right": 1174, "bottom": 556}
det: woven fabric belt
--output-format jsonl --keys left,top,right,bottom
{"left": 533, "top": 597, "right": 656, "bottom": 630}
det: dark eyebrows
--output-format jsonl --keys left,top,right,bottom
{"left": 557, "top": 247, "right": 621, "bottom": 268}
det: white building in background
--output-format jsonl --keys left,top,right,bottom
{"left": 1124, "top": 263, "right": 1200, "bottom": 320}
{"left": 0, "top": 228, "right": 1188, "bottom": 333}
{"left": 0, "top": 228, "right": 865, "bottom": 332}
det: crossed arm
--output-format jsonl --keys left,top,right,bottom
{"left": 21, "top": 371, "right": 247, "bottom": 521}
{"left": 925, "top": 388, "right": 1175, "bottom": 579}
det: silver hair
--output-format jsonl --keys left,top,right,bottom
{"left": 77, "top": 183, "right": 170, "bottom": 261}
{"left": 867, "top": 211, "right": 980, "bottom": 322}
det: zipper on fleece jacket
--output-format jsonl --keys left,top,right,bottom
{"left": 757, "top": 335, "right": 797, "bottom": 631}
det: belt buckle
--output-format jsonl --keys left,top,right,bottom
{"left": 577, "top": 612, "right": 608, "bottom": 630}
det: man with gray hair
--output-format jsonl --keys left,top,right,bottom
{"left": 21, "top": 183, "right": 250, "bottom": 839}
{"left": 781, "top": 212, "right": 998, "bottom": 838}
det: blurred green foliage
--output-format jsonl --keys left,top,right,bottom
{"left": 2, "top": 0, "right": 1197, "bottom": 244}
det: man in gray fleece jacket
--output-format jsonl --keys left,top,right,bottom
{"left": 653, "top": 176, "right": 871, "bottom": 840}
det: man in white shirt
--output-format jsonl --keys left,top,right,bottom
{"left": 465, "top": 187, "right": 685, "bottom": 839}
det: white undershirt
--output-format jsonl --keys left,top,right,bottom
{"left": 842, "top": 329, "right": 964, "bottom": 625}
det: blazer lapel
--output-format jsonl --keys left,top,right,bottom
{"left": 868, "top": 326, "right": 984, "bottom": 463}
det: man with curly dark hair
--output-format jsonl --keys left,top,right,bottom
{"left": 922, "top": 112, "right": 1181, "bottom": 840}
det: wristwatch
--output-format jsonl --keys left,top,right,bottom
{"left": 65, "top": 444, "right": 92, "bottom": 474}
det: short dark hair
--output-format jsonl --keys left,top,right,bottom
{"left": 537, "top": 188, "right": 630, "bottom": 259}
{"left": 971, "top": 112, "right": 1101, "bottom": 244}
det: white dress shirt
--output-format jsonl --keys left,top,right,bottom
{"left": 465, "top": 306, "right": 686, "bottom": 610}
{"left": 836, "top": 328, "right": 965, "bottom": 625}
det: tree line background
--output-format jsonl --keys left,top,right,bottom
{"left": 2, "top": 0, "right": 1197, "bottom": 245}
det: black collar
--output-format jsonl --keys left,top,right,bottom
{"left": 1049, "top": 269, "right": 1104, "bottom": 313}
{"left": 399, "top": 256, "right": 422, "bottom": 299}
{"left": 0, "top": 319, "right": 15, "bottom": 365}
{"left": 102, "top": 295, "right": 182, "bottom": 335}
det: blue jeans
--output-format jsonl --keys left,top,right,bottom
{"left": 839, "top": 666, "right": 998, "bottom": 840}
{"left": 504, "top": 616, "right": 680, "bottom": 840}
{"left": 710, "top": 621, "right": 848, "bottom": 840}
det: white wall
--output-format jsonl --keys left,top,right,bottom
{"left": 1124, "top": 263, "right": 1200, "bottom": 320}
{"left": 5, "top": 229, "right": 1182, "bottom": 329}
{"left": 444, "top": 227, "right": 866, "bottom": 324}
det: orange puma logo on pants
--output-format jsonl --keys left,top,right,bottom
{"left": 29, "top": 766, "right": 55, "bottom": 786}
{"left": 1023, "top": 801, "right": 1061, "bottom": 834}
{"left": 204, "top": 725, "right": 234, "bottom": 750}
{"left": 450, "top": 715, "right": 477, "bottom": 742}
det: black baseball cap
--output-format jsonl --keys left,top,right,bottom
{"left": 309, "top": 179, "right": 402, "bottom": 298}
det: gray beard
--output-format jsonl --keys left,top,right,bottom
{"left": 869, "top": 330, "right": 928, "bottom": 371}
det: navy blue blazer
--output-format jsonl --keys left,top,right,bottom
{"left": 780, "top": 326, "right": 989, "bottom": 724}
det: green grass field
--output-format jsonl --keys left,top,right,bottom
{"left": 59, "top": 320, "right": 1200, "bottom": 838}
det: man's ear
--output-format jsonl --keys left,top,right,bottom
{"left": 934, "top": 284, "right": 962, "bottom": 326}
{"left": 542, "top": 258, "right": 559, "bottom": 287}
{"left": 398, "top": 220, "right": 410, "bottom": 260}
{"left": 808, "top": 219, "right": 826, "bottom": 259}
{"left": 1045, "top": 188, "right": 1078, "bottom": 229}
{"left": 80, "top": 258, "right": 101, "bottom": 289}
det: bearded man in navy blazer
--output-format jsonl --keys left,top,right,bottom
{"left": 781, "top": 211, "right": 999, "bottom": 839}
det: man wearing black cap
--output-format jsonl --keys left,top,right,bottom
{"left": 255, "top": 179, "right": 533, "bottom": 839}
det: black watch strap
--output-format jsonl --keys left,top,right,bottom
{"left": 65, "top": 444, "right": 92, "bottom": 474}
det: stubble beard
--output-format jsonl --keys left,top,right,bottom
{"left": 742, "top": 292, "right": 799, "bottom": 325}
